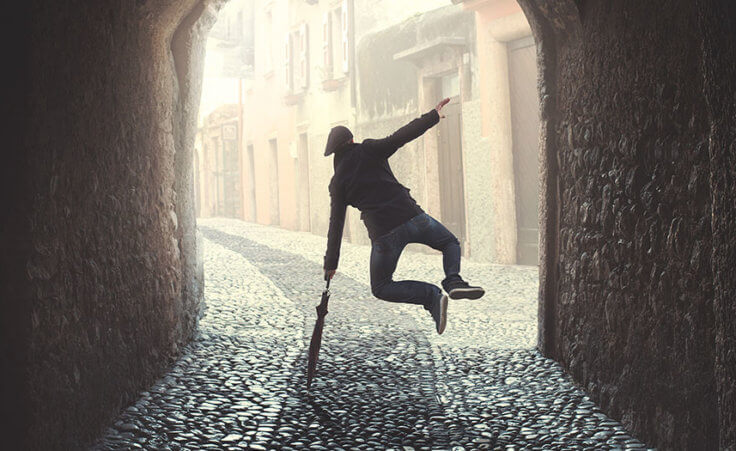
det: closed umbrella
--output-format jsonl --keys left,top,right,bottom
{"left": 306, "top": 277, "right": 331, "bottom": 390}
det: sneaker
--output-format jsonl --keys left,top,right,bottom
{"left": 430, "top": 294, "right": 448, "bottom": 335}
{"left": 445, "top": 279, "right": 485, "bottom": 300}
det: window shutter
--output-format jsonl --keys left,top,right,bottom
{"left": 341, "top": 0, "right": 349, "bottom": 74}
{"left": 265, "top": 11, "right": 273, "bottom": 73}
{"left": 300, "top": 23, "right": 309, "bottom": 89}
{"left": 284, "top": 34, "right": 292, "bottom": 92}
{"left": 322, "top": 12, "right": 332, "bottom": 74}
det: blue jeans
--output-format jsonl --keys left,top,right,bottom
{"left": 369, "top": 213, "right": 461, "bottom": 310}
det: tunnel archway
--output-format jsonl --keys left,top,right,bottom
{"left": 4, "top": 0, "right": 736, "bottom": 449}
{"left": 2, "top": 1, "right": 223, "bottom": 448}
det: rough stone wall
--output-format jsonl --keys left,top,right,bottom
{"left": 1, "top": 1, "right": 217, "bottom": 448}
{"left": 700, "top": 1, "right": 736, "bottom": 448}
{"left": 0, "top": 4, "right": 33, "bottom": 448}
{"left": 307, "top": 131, "right": 333, "bottom": 239}
{"left": 519, "top": 0, "right": 736, "bottom": 448}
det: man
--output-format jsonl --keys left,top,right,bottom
{"left": 323, "top": 98, "right": 484, "bottom": 335}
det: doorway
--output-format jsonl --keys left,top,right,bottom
{"left": 221, "top": 122, "right": 242, "bottom": 219}
{"left": 508, "top": 36, "right": 540, "bottom": 265}
{"left": 268, "top": 138, "right": 280, "bottom": 225}
{"left": 437, "top": 93, "right": 467, "bottom": 250}
{"left": 296, "top": 133, "right": 311, "bottom": 232}
{"left": 246, "top": 144, "right": 257, "bottom": 221}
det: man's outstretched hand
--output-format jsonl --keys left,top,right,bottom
{"left": 435, "top": 97, "right": 451, "bottom": 119}
{"left": 324, "top": 269, "right": 336, "bottom": 281}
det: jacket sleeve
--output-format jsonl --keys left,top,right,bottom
{"left": 365, "top": 109, "right": 440, "bottom": 159}
{"left": 324, "top": 185, "right": 347, "bottom": 270}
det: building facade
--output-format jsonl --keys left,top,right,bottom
{"left": 351, "top": 0, "right": 539, "bottom": 264}
{"left": 196, "top": 104, "right": 243, "bottom": 219}
{"left": 195, "top": 0, "right": 255, "bottom": 219}
{"left": 199, "top": 0, "right": 540, "bottom": 265}
{"left": 238, "top": 0, "right": 449, "bottom": 236}
{"left": 451, "top": 0, "right": 540, "bottom": 264}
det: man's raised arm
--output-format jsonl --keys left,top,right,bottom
{"left": 366, "top": 97, "right": 450, "bottom": 160}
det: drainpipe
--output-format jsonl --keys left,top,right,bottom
{"left": 348, "top": 0, "right": 357, "bottom": 117}
{"left": 238, "top": 77, "right": 245, "bottom": 220}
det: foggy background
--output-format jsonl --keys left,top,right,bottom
{"left": 195, "top": 0, "right": 539, "bottom": 266}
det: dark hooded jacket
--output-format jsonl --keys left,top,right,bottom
{"left": 323, "top": 109, "right": 440, "bottom": 270}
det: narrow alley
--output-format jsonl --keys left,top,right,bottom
{"left": 93, "top": 220, "right": 644, "bottom": 449}
{"left": 6, "top": 1, "right": 736, "bottom": 449}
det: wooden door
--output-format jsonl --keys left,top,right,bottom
{"left": 268, "top": 138, "right": 280, "bottom": 225}
{"left": 296, "top": 133, "right": 311, "bottom": 231}
{"left": 246, "top": 144, "right": 257, "bottom": 221}
{"left": 437, "top": 96, "right": 467, "bottom": 247}
{"left": 508, "top": 36, "right": 540, "bottom": 265}
{"left": 222, "top": 124, "right": 242, "bottom": 219}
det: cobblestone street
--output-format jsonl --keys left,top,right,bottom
{"left": 94, "top": 218, "right": 646, "bottom": 449}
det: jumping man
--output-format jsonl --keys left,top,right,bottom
{"left": 322, "top": 98, "right": 485, "bottom": 334}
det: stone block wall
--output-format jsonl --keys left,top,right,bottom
{"left": 1, "top": 1, "right": 216, "bottom": 448}
{"left": 519, "top": 0, "right": 736, "bottom": 448}
{"left": 700, "top": 1, "right": 736, "bottom": 448}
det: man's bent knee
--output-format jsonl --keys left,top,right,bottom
{"left": 371, "top": 282, "right": 387, "bottom": 300}
{"left": 437, "top": 234, "right": 460, "bottom": 250}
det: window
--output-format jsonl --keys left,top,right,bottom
{"left": 284, "top": 33, "right": 292, "bottom": 91}
{"left": 298, "top": 23, "right": 309, "bottom": 90}
{"left": 322, "top": 12, "right": 332, "bottom": 73}
{"left": 246, "top": 144, "right": 256, "bottom": 221}
{"left": 284, "top": 24, "right": 309, "bottom": 93}
{"left": 441, "top": 72, "right": 460, "bottom": 99}
{"left": 264, "top": 10, "right": 273, "bottom": 75}
{"left": 236, "top": 11, "right": 242, "bottom": 39}
{"left": 321, "top": 2, "right": 349, "bottom": 81}
{"left": 296, "top": 133, "right": 311, "bottom": 232}
{"left": 341, "top": 0, "right": 349, "bottom": 74}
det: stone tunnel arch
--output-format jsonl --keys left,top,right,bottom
{"left": 3, "top": 0, "right": 736, "bottom": 449}
{"left": 2, "top": 1, "right": 225, "bottom": 448}
{"left": 515, "top": 1, "right": 736, "bottom": 449}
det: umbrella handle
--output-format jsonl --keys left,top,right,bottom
{"left": 316, "top": 303, "right": 329, "bottom": 316}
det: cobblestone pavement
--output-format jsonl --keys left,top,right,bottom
{"left": 93, "top": 218, "right": 647, "bottom": 450}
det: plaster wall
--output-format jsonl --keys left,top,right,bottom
{"left": 354, "top": 0, "right": 452, "bottom": 40}
{"left": 240, "top": 0, "right": 356, "bottom": 235}
{"left": 241, "top": 0, "right": 298, "bottom": 229}
{"left": 468, "top": 5, "right": 534, "bottom": 264}
{"left": 480, "top": 36, "right": 517, "bottom": 264}
{"left": 288, "top": 0, "right": 355, "bottom": 238}
{"left": 460, "top": 99, "right": 495, "bottom": 261}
